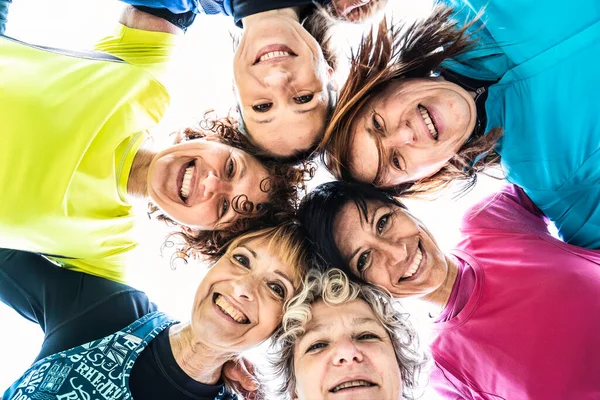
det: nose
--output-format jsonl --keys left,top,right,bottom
{"left": 388, "top": 122, "right": 417, "bottom": 146}
{"left": 381, "top": 240, "right": 408, "bottom": 274}
{"left": 263, "top": 69, "right": 292, "bottom": 89}
{"left": 232, "top": 275, "right": 256, "bottom": 303}
{"left": 202, "top": 172, "right": 231, "bottom": 198}
{"left": 332, "top": 338, "right": 364, "bottom": 366}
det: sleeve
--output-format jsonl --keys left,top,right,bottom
{"left": 0, "top": 249, "right": 157, "bottom": 362}
{"left": 119, "top": 0, "right": 230, "bottom": 15}
{"left": 133, "top": 6, "right": 197, "bottom": 31}
{"left": 460, "top": 185, "right": 550, "bottom": 235}
{"left": 94, "top": 23, "right": 180, "bottom": 87}
{"left": 0, "top": 0, "right": 10, "bottom": 35}
{"left": 443, "top": 0, "right": 600, "bottom": 67}
{"left": 430, "top": 364, "right": 470, "bottom": 399}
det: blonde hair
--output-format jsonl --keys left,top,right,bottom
{"left": 269, "top": 268, "right": 425, "bottom": 399}
{"left": 226, "top": 220, "right": 311, "bottom": 285}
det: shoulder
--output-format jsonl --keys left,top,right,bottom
{"left": 460, "top": 185, "right": 549, "bottom": 235}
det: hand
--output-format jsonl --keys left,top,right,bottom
{"left": 222, "top": 358, "right": 260, "bottom": 400}
{"left": 332, "top": 0, "right": 371, "bottom": 21}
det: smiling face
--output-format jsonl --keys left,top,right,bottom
{"left": 333, "top": 199, "right": 448, "bottom": 299}
{"left": 347, "top": 77, "right": 477, "bottom": 188}
{"left": 190, "top": 237, "right": 299, "bottom": 351}
{"left": 233, "top": 13, "right": 333, "bottom": 158}
{"left": 147, "top": 139, "right": 270, "bottom": 230}
{"left": 293, "top": 299, "right": 402, "bottom": 400}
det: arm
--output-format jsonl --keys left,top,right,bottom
{"left": 119, "top": 4, "right": 187, "bottom": 34}
{"left": 0, "top": 249, "right": 156, "bottom": 362}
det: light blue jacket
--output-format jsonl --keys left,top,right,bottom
{"left": 442, "top": 0, "right": 600, "bottom": 249}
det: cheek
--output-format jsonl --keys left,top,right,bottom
{"left": 294, "top": 356, "right": 322, "bottom": 397}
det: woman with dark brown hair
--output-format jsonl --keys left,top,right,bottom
{"left": 120, "top": 0, "right": 388, "bottom": 161}
{"left": 321, "top": 1, "right": 600, "bottom": 249}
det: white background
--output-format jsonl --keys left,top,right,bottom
{"left": 0, "top": 1, "right": 509, "bottom": 397}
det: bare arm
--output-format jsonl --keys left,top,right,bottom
{"left": 119, "top": 4, "right": 183, "bottom": 35}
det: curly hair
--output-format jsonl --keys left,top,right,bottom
{"left": 320, "top": 5, "right": 503, "bottom": 198}
{"left": 269, "top": 268, "right": 425, "bottom": 399}
{"left": 148, "top": 112, "right": 315, "bottom": 265}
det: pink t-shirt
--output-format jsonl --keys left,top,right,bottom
{"left": 430, "top": 185, "right": 600, "bottom": 400}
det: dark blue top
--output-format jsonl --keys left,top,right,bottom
{"left": 0, "top": 249, "right": 233, "bottom": 399}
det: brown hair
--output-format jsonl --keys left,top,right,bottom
{"left": 320, "top": 5, "right": 503, "bottom": 198}
{"left": 149, "top": 112, "right": 315, "bottom": 265}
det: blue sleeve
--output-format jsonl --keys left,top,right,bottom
{"left": 119, "top": 0, "right": 232, "bottom": 15}
{"left": 442, "top": 0, "right": 600, "bottom": 68}
{"left": 0, "top": 0, "right": 11, "bottom": 35}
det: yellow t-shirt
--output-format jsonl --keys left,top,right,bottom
{"left": 0, "top": 25, "right": 179, "bottom": 283}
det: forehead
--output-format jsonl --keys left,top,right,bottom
{"left": 238, "top": 151, "right": 270, "bottom": 202}
{"left": 234, "top": 236, "right": 299, "bottom": 284}
{"left": 304, "top": 299, "right": 379, "bottom": 333}
{"left": 244, "top": 105, "right": 328, "bottom": 157}
{"left": 348, "top": 116, "right": 380, "bottom": 184}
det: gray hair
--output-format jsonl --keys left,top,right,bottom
{"left": 269, "top": 268, "right": 425, "bottom": 399}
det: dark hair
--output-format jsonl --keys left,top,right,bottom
{"left": 320, "top": 5, "right": 503, "bottom": 198}
{"left": 298, "top": 180, "right": 405, "bottom": 282}
{"left": 149, "top": 112, "right": 314, "bottom": 265}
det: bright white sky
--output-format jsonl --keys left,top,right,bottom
{"left": 0, "top": 1, "right": 508, "bottom": 397}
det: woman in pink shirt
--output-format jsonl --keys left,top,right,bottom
{"left": 298, "top": 182, "right": 600, "bottom": 399}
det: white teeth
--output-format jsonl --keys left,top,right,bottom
{"left": 331, "top": 380, "right": 374, "bottom": 393}
{"left": 180, "top": 165, "right": 193, "bottom": 200}
{"left": 402, "top": 247, "right": 422, "bottom": 279}
{"left": 418, "top": 105, "right": 438, "bottom": 139}
{"left": 215, "top": 295, "right": 249, "bottom": 324}
{"left": 259, "top": 50, "right": 291, "bottom": 62}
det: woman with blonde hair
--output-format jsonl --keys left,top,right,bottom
{"left": 1, "top": 221, "right": 310, "bottom": 399}
{"left": 269, "top": 267, "right": 424, "bottom": 399}
{"left": 321, "top": 1, "right": 600, "bottom": 249}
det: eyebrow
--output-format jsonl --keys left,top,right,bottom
{"left": 346, "top": 205, "right": 378, "bottom": 264}
{"left": 238, "top": 155, "right": 247, "bottom": 182}
{"left": 239, "top": 244, "right": 257, "bottom": 258}
{"left": 275, "top": 270, "right": 295, "bottom": 289}
{"left": 295, "top": 104, "right": 319, "bottom": 115}
{"left": 365, "top": 120, "right": 388, "bottom": 186}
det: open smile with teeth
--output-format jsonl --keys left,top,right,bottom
{"left": 214, "top": 294, "right": 249, "bottom": 324}
{"left": 179, "top": 161, "right": 194, "bottom": 202}
{"left": 330, "top": 380, "right": 376, "bottom": 393}
{"left": 255, "top": 50, "right": 296, "bottom": 64}
{"left": 401, "top": 245, "right": 423, "bottom": 280}
{"left": 418, "top": 105, "right": 439, "bottom": 140}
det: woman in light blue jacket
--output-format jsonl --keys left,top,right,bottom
{"left": 321, "top": 0, "right": 600, "bottom": 249}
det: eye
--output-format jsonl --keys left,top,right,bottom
{"left": 226, "top": 158, "right": 235, "bottom": 178}
{"left": 306, "top": 341, "right": 328, "bottom": 353}
{"left": 356, "top": 251, "right": 370, "bottom": 274}
{"left": 294, "top": 94, "right": 314, "bottom": 104}
{"left": 233, "top": 254, "right": 250, "bottom": 268}
{"left": 252, "top": 103, "right": 272, "bottom": 113}
{"left": 268, "top": 282, "right": 286, "bottom": 299}
{"left": 357, "top": 332, "right": 381, "bottom": 341}
{"left": 392, "top": 153, "right": 406, "bottom": 172}
{"left": 377, "top": 214, "right": 390, "bottom": 234}
{"left": 220, "top": 198, "right": 230, "bottom": 218}
{"left": 372, "top": 113, "right": 384, "bottom": 131}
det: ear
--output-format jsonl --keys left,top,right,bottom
{"left": 181, "top": 225, "right": 200, "bottom": 237}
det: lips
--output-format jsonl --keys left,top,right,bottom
{"left": 398, "top": 241, "right": 426, "bottom": 283}
{"left": 213, "top": 293, "right": 250, "bottom": 324}
{"left": 179, "top": 160, "right": 195, "bottom": 203}
{"left": 418, "top": 104, "right": 439, "bottom": 140}
{"left": 254, "top": 44, "right": 296, "bottom": 65}
{"left": 330, "top": 379, "right": 376, "bottom": 393}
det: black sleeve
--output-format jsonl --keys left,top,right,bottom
{"left": 134, "top": 5, "right": 197, "bottom": 31}
{"left": 231, "top": 0, "right": 329, "bottom": 27}
{"left": 0, "top": 249, "right": 157, "bottom": 362}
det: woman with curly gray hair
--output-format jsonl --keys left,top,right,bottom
{"left": 269, "top": 268, "right": 424, "bottom": 400}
